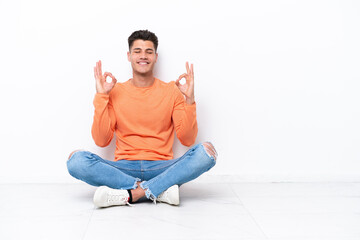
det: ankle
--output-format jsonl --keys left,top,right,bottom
{"left": 131, "top": 186, "right": 145, "bottom": 202}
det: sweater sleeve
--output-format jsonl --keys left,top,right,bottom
{"left": 172, "top": 85, "right": 198, "bottom": 146}
{"left": 91, "top": 93, "right": 116, "bottom": 147}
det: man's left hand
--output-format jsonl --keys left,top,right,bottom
{"left": 175, "top": 62, "right": 195, "bottom": 105}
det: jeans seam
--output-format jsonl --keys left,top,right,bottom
{"left": 142, "top": 145, "right": 198, "bottom": 171}
{"left": 142, "top": 157, "right": 183, "bottom": 171}
{"left": 141, "top": 160, "right": 144, "bottom": 180}
{"left": 99, "top": 159, "right": 142, "bottom": 172}
{"left": 93, "top": 155, "right": 143, "bottom": 174}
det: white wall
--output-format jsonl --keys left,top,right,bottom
{"left": 0, "top": 0, "right": 359, "bottom": 183}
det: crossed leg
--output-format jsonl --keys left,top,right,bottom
{"left": 67, "top": 141, "right": 218, "bottom": 203}
{"left": 129, "top": 142, "right": 217, "bottom": 202}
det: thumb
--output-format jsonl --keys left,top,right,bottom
{"left": 175, "top": 78, "right": 180, "bottom": 87}
{"left": 111, "top": 75, "right": 117, "bottom": 84}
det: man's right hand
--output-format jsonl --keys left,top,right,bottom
{"left": 94, "top": 60, "right": 117, "bottom": 94}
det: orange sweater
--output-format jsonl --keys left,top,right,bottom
{"left": 91, "top": 78, "right": 198, "bottom": 161}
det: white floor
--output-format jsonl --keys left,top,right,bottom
{"left": 0, "top": 182, "right": 359, "bottom": 240}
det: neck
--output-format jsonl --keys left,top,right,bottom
{"left": 131, "top": 72, "right": 155, "bottom": 87}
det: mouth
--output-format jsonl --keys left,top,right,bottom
{"left": 137, "top": 61, "right": 150, "bottom": 65}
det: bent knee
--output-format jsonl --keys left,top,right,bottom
{"left": 66, "top": 150, "right": 91, "bottom": 178}
{"left": 68, "top": 149, "right": 83, "bottom": 160}
{"left": 202, "top": 142, "right": 218, "bottom": 161}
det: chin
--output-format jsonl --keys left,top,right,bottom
{"left": 135, "top": 70, "right": 153, "bottom": 76}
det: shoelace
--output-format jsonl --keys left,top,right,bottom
{"left": 107, "top": 191, "right": 134, "bottom": 207}
{"left": 149, "top": 194, "right": 158, "bottom": 205}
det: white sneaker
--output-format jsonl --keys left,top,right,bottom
{"left": 93, "top": 186, "right": 132, "bottom": 208}
{"left": 157, "top": 185, "right": 180, "bottom": 206}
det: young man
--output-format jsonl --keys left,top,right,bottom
{"left": 67, "top": 30, "right": 218, "bottom": 207}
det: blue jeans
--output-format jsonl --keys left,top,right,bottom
{"left": 67, "top": 142, "right": 217, "bottom": 200}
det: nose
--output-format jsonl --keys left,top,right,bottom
{"left": 140, "top": 52, "right": 147, "bottom": 59}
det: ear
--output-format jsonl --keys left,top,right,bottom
{"left": 154, "top": 52, "right": 158, "bottom": 63}
{"left": 127, "top": 51, "right": 131, "bottom": 62}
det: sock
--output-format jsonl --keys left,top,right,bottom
{"left": 127, "top": 189, "right": 133, "bottom": 203}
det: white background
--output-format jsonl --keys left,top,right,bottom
{"left": 0, "top": 0, "right": 359, "bottom": 183}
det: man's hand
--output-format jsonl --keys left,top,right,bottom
{"left": 175, "top": 62, "right": 195, "bottom": 105}
{"left": 94, "top": 60, "right": 117, "bottom": 94}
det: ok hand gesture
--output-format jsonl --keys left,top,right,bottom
{"left": 94, "top": 60, "right": 117, "bottom": 94}
{"left": 175, "top": 62, "right": 195, "bottom": 105}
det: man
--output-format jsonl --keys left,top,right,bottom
{"left": 67, "top": 30, "right": 218, "bottom": 207}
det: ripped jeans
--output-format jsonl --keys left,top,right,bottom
{"left": 67, "top": 142, "right": 217, "bottom": 201}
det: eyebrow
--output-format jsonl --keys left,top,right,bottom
{"left": 132, "top": 48, "right": 154, "bottom": 52}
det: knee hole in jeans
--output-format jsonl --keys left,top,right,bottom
{"left": 68, "top": 149, "right": 83, "bottom": 160}
{"left": 202, "top": 142, "right": 218, "bottom": 161}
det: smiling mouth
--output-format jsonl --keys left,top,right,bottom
{"left": 137, "top": 61, "right": 149, "bottom": 65}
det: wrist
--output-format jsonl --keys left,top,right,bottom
{"left": 96, "top": 90, "right": 110, "bottom": 95}
{"left": 185, "top": 97, "right": 195, "bottom": 105}
{"left": 96, "top": 88, "right": 110, "bottom": 95}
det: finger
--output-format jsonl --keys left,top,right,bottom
{"left": 104, "top": 72, "right": 112, "bottom": 82}
{"left": 94, "top": 67, "right": 97, "bottom": 79}
{"left": 177, "top": 73, "right": 187, "bottom": 81}
{"left": 105, "top": 72, "right": 117, "bottom": 83}
{"left": 177, "top": 73, "right": 188, "bottom": 85}
{"left": 191, "top": 63, "right": 194, "bottom": 79}
{"left": 97, "top": 63, "right": 101, "bottom": 79}
{"left": 112, "top": 76, "right": 117, "bottom": 84}
{"left": 175, "top": 74, "right": 186, "bottom": 86}
{"left": 175, "top": 77, "right": 181, "bottom": 87}
{"left": 96, "top": 61, "right": 100, "bottom": 78}
{"left": 99, "top": 60, "right": 102, "bottom": 76}
{"left": 104, "top": 72, "right": 114, "bottom": 78}
{"left": 186, "top": 62, "right": 190, "bottom": 74}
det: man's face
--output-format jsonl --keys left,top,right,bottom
{"left": 127, "top": 40, "right": 158, "bottom": 76}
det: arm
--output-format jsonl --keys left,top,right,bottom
{"left": 91, "top": 93, "right": 116, "bottom": 147}
{"left": 91, "top": 60, "right": 117, "bottom": 147}
{"left": 172, "top": 87, "right": 198, "bottom": 146}
{"left": 173, "top": 62, "right": 198, "bottom": 146}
